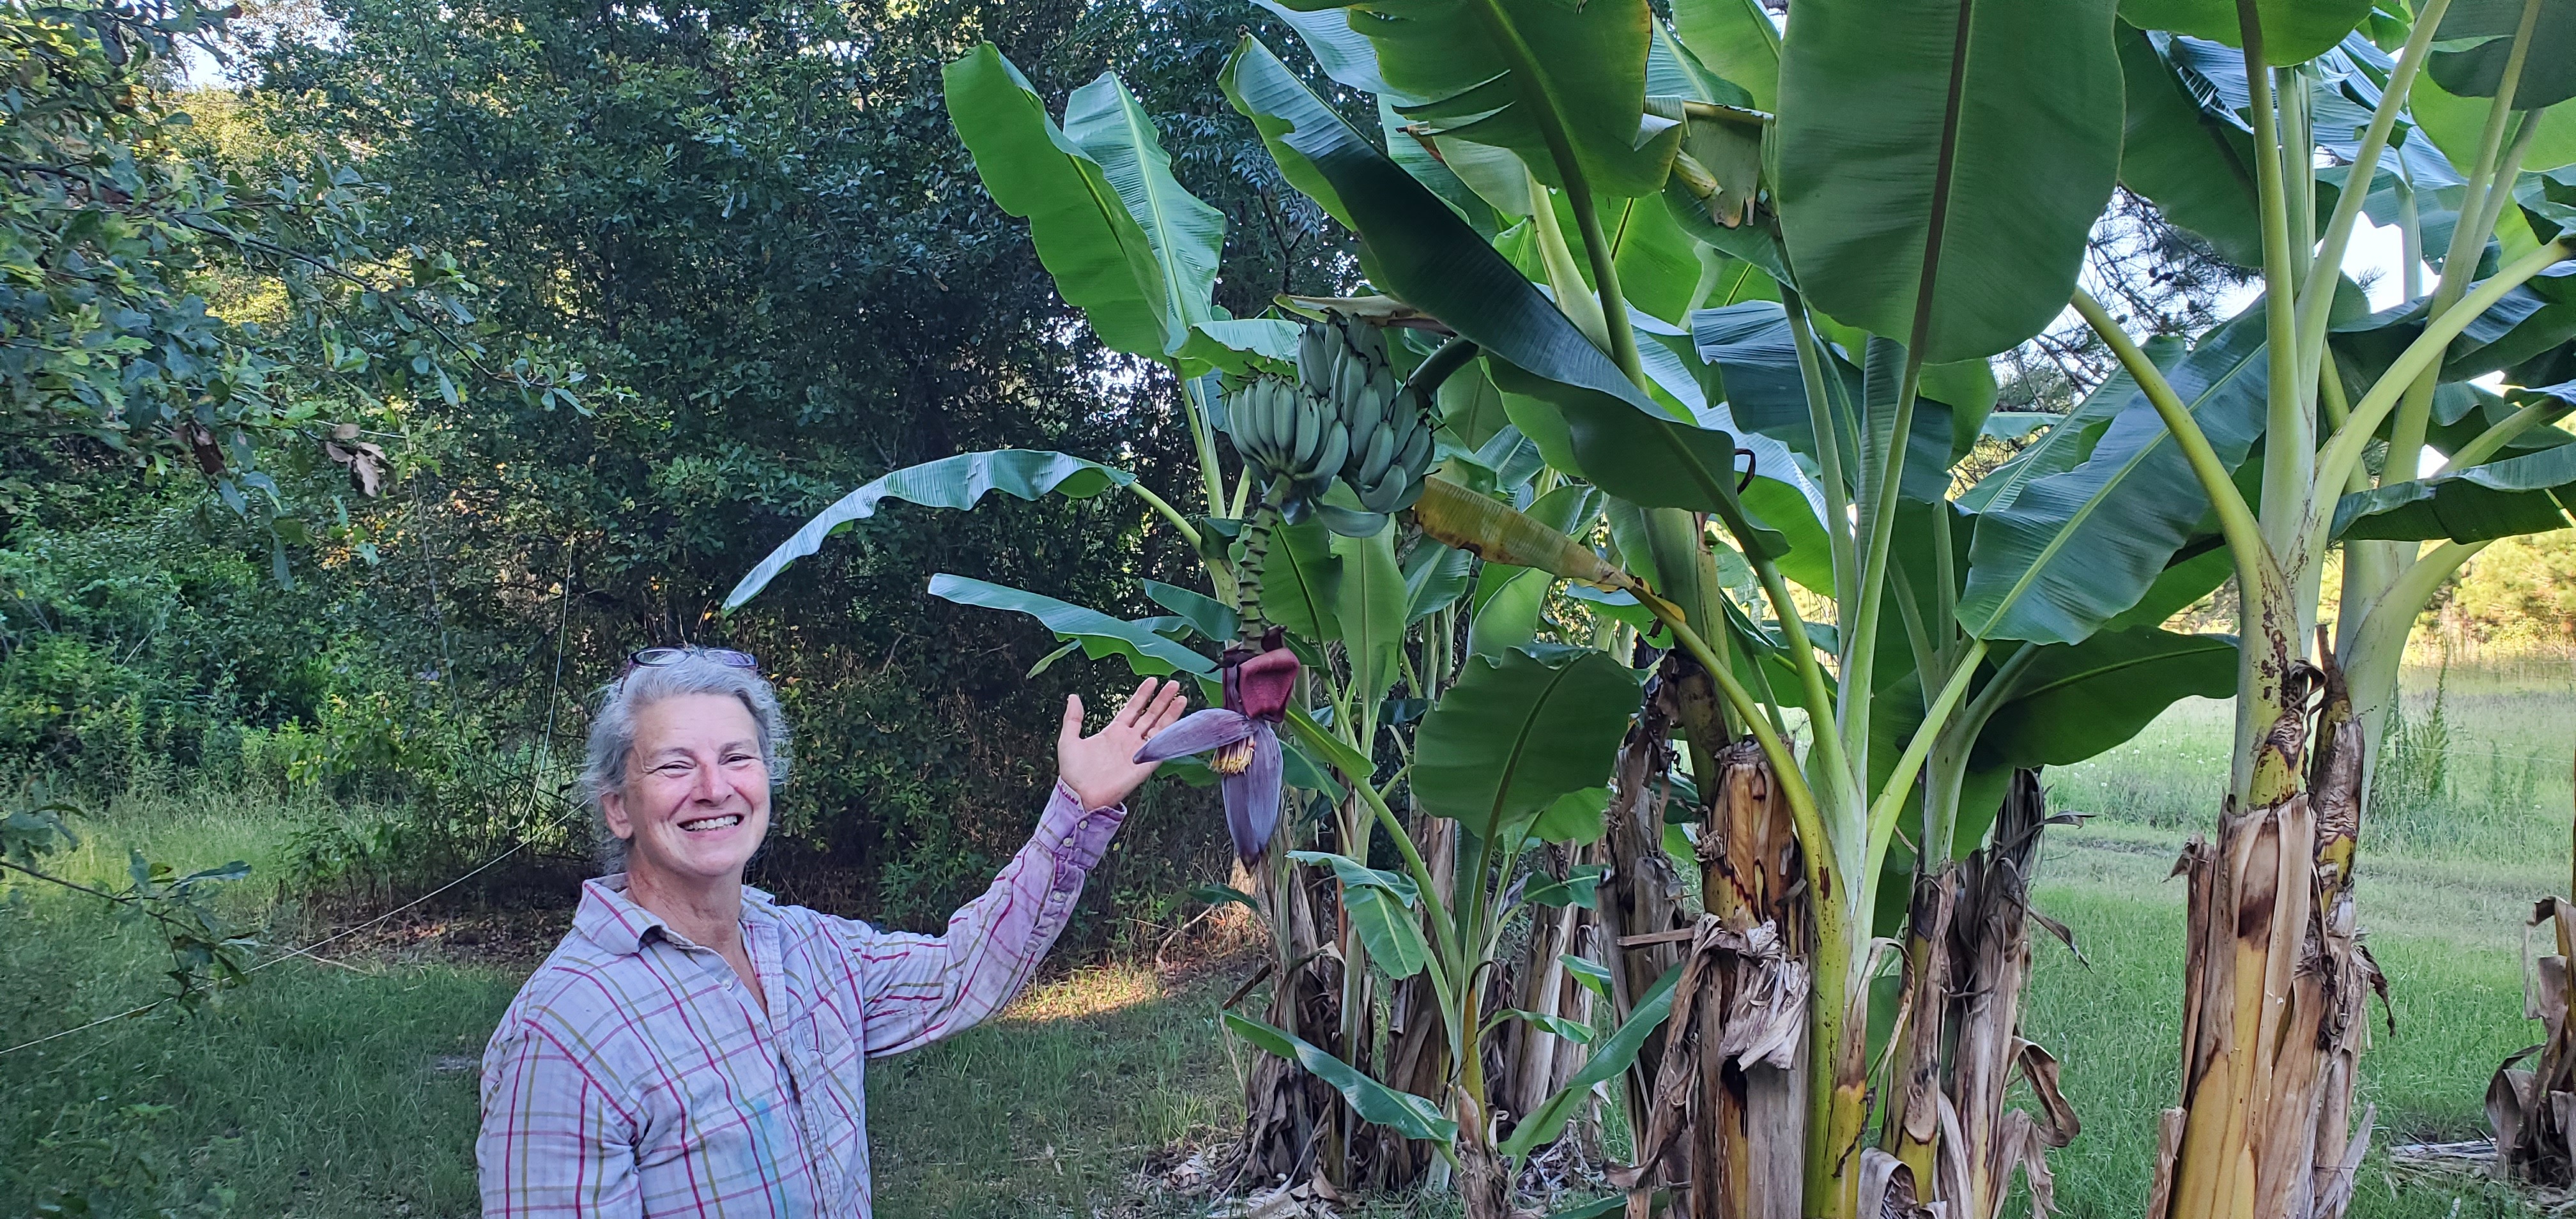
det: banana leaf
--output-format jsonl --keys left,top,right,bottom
{"left": 726, "top": 450, "right": 1133, "bottom": 609}
{"left": 1774, "top": 0, "right": 2124, "bottom": 363}
{"left": 927, "top": 574, "right": 1215, "bottom": 677}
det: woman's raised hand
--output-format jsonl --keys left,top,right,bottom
{"left": 1056, "top": 678, "right": 1190, "bottom": 811}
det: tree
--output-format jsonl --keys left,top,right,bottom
{"left": 2, "top": 0, "right": 582, "bottom": 553}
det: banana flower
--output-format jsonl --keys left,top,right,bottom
{"left": 1133, "top": 645, "right": 1299, "bottom": 861}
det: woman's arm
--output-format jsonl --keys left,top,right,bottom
{"left": 838, "top": 678, "right": 1184, "bottom": 1055}
{"left": 478, "top": 1017, "right": 644, "bottom": 1217}
{"left": 839, "top": 779, "right": 1125, "bottom": 1055}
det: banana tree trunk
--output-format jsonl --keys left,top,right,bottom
{"left": 1600, "top": 681, "right": 1692, "bottom": 1166}
{"left": 1241, "top": 847, "right": 1346, "bottom": 1186}
{"left": 1456, "top": 1098, "right": 1514, "bottom": 1219}
{"left": 1354, "top": 809, "right": 1457, "bottom": 1191}
{"left": 1943, "top": 770, "right": 2078, "bottom": 1219}
{"left": 1692, "top": 739, "right": 1810, "bottom": 1219}
{"left": 1506, "top": 841, "right": 1588, "bottom": 1123}
{"left": 1883, "top": 868, "right": 1957, "bottom": 1197}
{"left": 2152, "top": 652, "right": 2384, "bottom": 1219}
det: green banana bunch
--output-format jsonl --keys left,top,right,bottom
{"left": 1221, "top": 369, "right": 1346, "bottom": 508}
{"left": 1305, "top": 312, "right": 1433, "bottom": 514}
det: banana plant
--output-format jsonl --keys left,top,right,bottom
{"left": 729, "top": 2, "right": 2576, "bottom": 1215}
{"left": 2037, "top": 3, "right": 2576, "bottom": 1215}
{"left": 1216, "top": 2, "right": 2223, "bottom": 1214}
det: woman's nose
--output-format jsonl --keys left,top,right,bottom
{"left": 691, "top": 762, "right": 727, "bottom": 802}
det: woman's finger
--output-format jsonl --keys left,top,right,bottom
{"left": 1130, "top": 678, "right": 1179, "bottom": 733}
{"left": 1112, "top": 677, "right": 1155, "bottom": 729}
{"left": 1146, "top": 681, "right": 1188, "bottom": 732}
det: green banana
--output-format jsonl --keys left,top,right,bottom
{"left": 1227, "top": 311, "right": 1441, "bottom": 521}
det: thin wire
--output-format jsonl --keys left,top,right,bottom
{"left": 1, "top": 555, "right": 582, "bottom": 1061}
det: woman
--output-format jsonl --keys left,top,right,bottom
{"left": 477, "top": 647, "right": 1187, "bottom": 1217}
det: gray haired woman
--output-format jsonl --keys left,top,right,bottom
{"left": 475, "top": 647, "right": 1186, "bottom": 1218}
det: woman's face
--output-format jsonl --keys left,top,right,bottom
{"left": 602, "top": 693, "right": 772, "bottom": 885}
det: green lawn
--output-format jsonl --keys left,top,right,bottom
{"left": 3, "top": 655, "right": 2570, "bottom": 1217}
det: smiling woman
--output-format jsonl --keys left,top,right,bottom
{"left": 476, "top": 647, "right": 1188, "bottom": 1218}
{"left": 582, "top": 648, "right": 791, "bottom": 877}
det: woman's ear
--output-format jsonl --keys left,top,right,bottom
{"left": 601, "top": 788, "right": 636, "bottom": 840}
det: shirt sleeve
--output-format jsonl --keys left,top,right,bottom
{"left": 478, "top": 1014, "right": 643, "bottom": 1218}
{"left": 839, "top": 780, "right": 1124, "bottom": 1056}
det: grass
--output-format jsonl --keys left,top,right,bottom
{"left": 2, "top": 650, "right": 2571, "bottom": 1217}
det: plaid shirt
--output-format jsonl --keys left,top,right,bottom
{"left": 477, "top": 782, "right": 1123, "bottom": 1217}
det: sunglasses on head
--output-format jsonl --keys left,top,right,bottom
{"left": 620, "top": 647, "right": 759, "bottom": 677}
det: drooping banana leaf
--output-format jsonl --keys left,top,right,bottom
{"left": 2101, "top": 544, "right": 2235, "bottom": 631}
{"left": 1930, "top": 625, "right": 2237, "bottom": 860}
{"left": 2115, "top": 24, "right": 2266, "bottom": 268}
{"left": 1223, "top": 1012, "right": 1457, "bottom": 1139}
{"left": 2332, "top": 429, "right": 2576, "bottom": 541}
{"left": 1172, "top": 318, "right": 1305, "bottom": 376}
{"left": 1289, "top": 849, "right": 1432, "bottom": 977}
{"left": 1402, "top": 537, "right": 1476, "bottom": 622}
{"left": 2331, "top": 262, "right": 2576, "bottom": 386}
{"left": 1275, "top": 0, "right": 1683, "bottom": 198}
{"left": 2426, "top": 0, "right": 2576, "bottom": 111}
{"left": 726, "top": 450, "right": 1134, "bottom": 608}
{"left": 1869, "top": 625, "right": 2237, "bottom": 860}
{"left": 1690, "top": 301, "right": 1977, "bottom": 516}
{"left": 1383, "top": 97, "right": 1505, "bottom": 234}
{"left": 1974, "top": 627, "right": 2239, "bottom": 772}
{"left": 2118, "top": 0, "right": 2370, "bottom": 65}
{"left": 1143, "top": 578, "right": 1239, "bottom": 641}
{"left": 1692, "top": 298, "right": 1864, "bottom": 458}
{"left": 1959, "top": 334, "right": 2184, "bottom": 512}
{"left": 928, "top": 574, "right": 1216, "bottom": 677}
{"left": 1253, "top": 0, "right": 1398, "bottom": 97}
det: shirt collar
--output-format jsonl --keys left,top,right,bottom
{"left": 574, "top": 874, "right": 778, "bottom": 956}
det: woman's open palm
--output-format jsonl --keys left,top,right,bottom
{"left": 1057, "top": 678, "right": 1190, "bottom": 811}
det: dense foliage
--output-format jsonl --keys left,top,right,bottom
{"left": 1, "top": 0, "right": 1365, "bottom": 935}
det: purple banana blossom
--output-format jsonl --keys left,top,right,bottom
{"left": 1134, "top": 645, "right": 1300, "bottom": 861}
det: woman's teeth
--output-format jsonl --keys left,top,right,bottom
{"left": 679, "top": 813, "right": 744, "bottom": 832}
